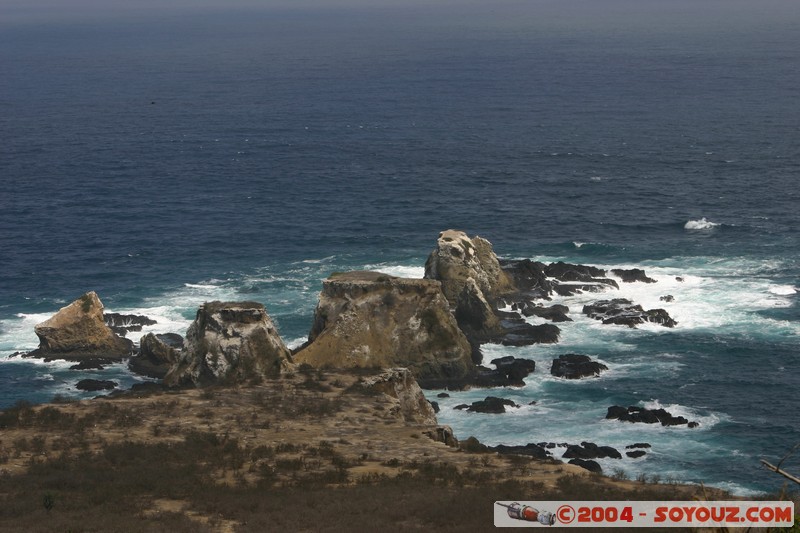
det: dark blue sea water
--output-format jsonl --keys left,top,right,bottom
{"left": 1, "top": 0, "right": 798, "bottom": 495}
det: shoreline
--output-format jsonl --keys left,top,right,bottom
{"left": 0, "top": 370, "right": 752, "bottom": 531}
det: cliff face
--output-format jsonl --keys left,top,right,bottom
{"left": 164, "top": 301, "right": 293, "bottom": 387}
{"left": 294, "top": 271, "right": 473, "bottom": 382}
{"left": 32, "top": 292, "right": 132, "bottom": 360}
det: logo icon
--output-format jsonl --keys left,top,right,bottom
{"left": 496, "top": 502, "right": 556, "bottom": 525}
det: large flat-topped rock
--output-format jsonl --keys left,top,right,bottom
{"left": 294, "top": 271, "right": 473, "bottom": 382}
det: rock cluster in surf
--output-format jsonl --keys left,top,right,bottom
{"left": 22, "top": 229, "right": 685, "bottom": 478}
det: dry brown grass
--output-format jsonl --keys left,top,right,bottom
{"left": 0, "top": 370, "right": 734, "bottom": 532}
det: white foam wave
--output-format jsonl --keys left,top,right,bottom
{"left": 183, "top": 283, "right": 221, "bottom": 290}
{"left": 365, "top": 264, "right": 425, "bottom": 279}
{"left": 300, "top": 255, "right": 337, "bottom": 264}
{"left": 768, "top": 285, "right": 797, "bottom": 296}
{"left": 285, "top": 336, "right": 308, "bottom": 350}
{"left": 684, "top": 217, "right": 720, "bottom": 230}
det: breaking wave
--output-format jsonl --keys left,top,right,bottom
{"left": 684, "top": 218, "right": 720, "bottom": 230}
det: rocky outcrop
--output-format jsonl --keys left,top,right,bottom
{"left": 499, "top": 322, "right": 560, "bottom": 346}
{"left": 454, "top": 396, "right": 520, "bottom": 414}
{"left": 568, "top": 458, "right": 602, "bottom": 474}
{"left": 423, "top": 425, "right": 459, "bottom": 447}
{"left": 562, "top": 442, "right": 622, "bottom": 460}
{"left": 545, "top": 262, "right": 620, "bottom": 291}
{"left": 360, "top": 368, "right": 438, "bottom": 425}
{"left": 475, "top": 356, "right": 536, "bottom": 387}
{"left": 490, "top": 443, "right": 550, "bottom": 460}
{"left": 424, "top": 230, "right": 514, "bottom": 305}
{"left": 294, "top": 272, "right": 474, "bottom": 383}
{"left": 499, "top": 259, "right": 554, "bottom": 299}
{"left": 424, "top": 231, "right": 514, "bottom": 346}
{"left": 544, "top": 262, "right": 608, "bottom": 282}
{"left": 503, "top": 260, "right": 657, "bottom": 299}
{"left": 30, "top": 292, "right": 133, "bottom": 360}
{"left": 583, "top": 299, "right": 677, "bottom": 328}
{"left": 606, "top": 406, "right": 699, "bottom": 427}
{"left": 625, "top": 443, "right": 651, "bottom": 459}
{"left": 550, "top": 354, "right": 608, "bottom": 379}
{"left": 424, "top": 233, "right": 573, "bottom": 350}
{"left": 520, "top": 303, "right": 572, "bottom": 322}
{"left": 420, "top": 356, "right": 536, "bottom": 390}
{"left": 612, "top": 268, "right": 657, "bottom": 284}
{"left": 460, "top": 436, "right": 490, "bottom": 453}
{"left": 164, "top": 301, "right": 293, "bottom": 387}
{"left": 128, "top": 333, "right": 183, "bottom": 379}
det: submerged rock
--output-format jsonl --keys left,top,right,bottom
{"left": 69, "top": 359, "right": 111, "bottom": 370}
{"left": 164, "top": 301, "right": 293, "bottom": 387}
{"left": 606, "top": 406, "right": 698, "bottom": 427}
{"left": 76, "top": 379, "right": 117, "bottom": 392}
{"left": 30, "top": 292, "right": 133, "bottom": 360}
{"left": 550, "top": 354, "right": 608, "bottom": 379}
{"left": 294, "top": 271, "right": 474, "bottom": 382}
{"left": 103, "top": 312, "right": 157, "bottom": 335}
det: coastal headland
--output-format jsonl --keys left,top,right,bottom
{"left": 0, "top": 230, "right": 771, "bottom": 530}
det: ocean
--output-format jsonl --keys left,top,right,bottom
{"left": 1, "top": 0, "right": 798, "bottom": 496}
